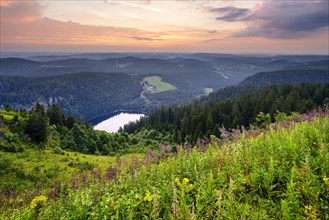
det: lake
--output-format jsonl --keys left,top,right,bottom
{"left": 94, "top": 112, "right": 145, "bottom": 133}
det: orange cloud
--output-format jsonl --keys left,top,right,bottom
{"left": 0, "top": 0, "right": 171, "bottom": 50}
{"left": 1, "top": 0, "right": 327, "bottom": 53}
{"left": 0, "top": 0, "right": 212, "bottom": 52}
{"left": 1, "top": 0, "right": 42, "bottom": 23}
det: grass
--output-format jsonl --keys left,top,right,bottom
{"left": 203, "top": 87, "right": 213, "bottom": 95}
{"left": 143, "top": 76, "right": 177, "bottom": 93}
{"left": 2, "top": 110, "right": 328, "bottom": 219}
{"left": 0, "top": 148, "right": 144, "bottom": 192}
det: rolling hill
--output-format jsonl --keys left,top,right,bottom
{"left": 1, "top": 53, "right": 328, "bottom": 120}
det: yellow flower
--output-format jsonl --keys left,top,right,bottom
{"left": 182, "top": 178, "right": 189, "bottom": 184}
{"left": 323, "top": 176, "right": 329, "bottom": 185}
{"left": 305, "top": 205, "right": 312, "bottom": 211}
{"left": 187, "top": 184, "right": 194, "bottom": 191}
{"left": 30, "top": 195, "right": 47, "bottom": 209}
{"left": 143, "top": 192, "right": 153, "bottom": 202}
{"left": 304, "top": 205, "right": 317, "bottom": 220}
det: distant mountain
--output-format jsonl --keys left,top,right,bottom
{"left": 1, "top": 53, "right": 328, "bottom": 120}
{"left": 240, "top": 69, "right": 329, "bottom": 87}
{"left": 0, "top": 58, "right": 41, "bottom": 76}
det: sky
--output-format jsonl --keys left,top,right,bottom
{"left": 1, "top": 0, "right": 328, "bottom": 54}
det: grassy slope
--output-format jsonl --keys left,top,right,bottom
{"left": 143, "top": 76, "right": 177, "bottom": 93}
{"left": 0, "top": 148, "right": 143, "bottom": 192}
{"left": 2, "top": 112, "right": 329, "bottom": 219}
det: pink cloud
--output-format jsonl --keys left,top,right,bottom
{"left": 0, "top": 0, "right": 168, "bottom": 50}
{"left": 209, "top": 0, "right": 329, "bottom": 39}
{"left": 1, "top": 0, "right": 43, "bottom": 23}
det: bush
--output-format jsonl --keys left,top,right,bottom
{"left": 52, "top": 147, "right": 62, "bottom": 154}
{"left": 0, "top": 143, "right": 24, "bottom": 153}
{"left": 0, "top": 158, "right": 12, "bottom": 171}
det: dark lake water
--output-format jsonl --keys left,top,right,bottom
{"left": 94, "top": 112, "right": 145, "bottom": 133}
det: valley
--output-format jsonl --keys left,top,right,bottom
{"left": 1, "top": 0, "right": 329, "bottom": 218}
{"left": 1, "top": 53, "right": 328, "bottom": 121}
{"left": 1, "top": 53, "right": 328, "bottom": 219}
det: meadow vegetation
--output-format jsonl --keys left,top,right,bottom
{"left": 143, "top": 76, "right": 177, "bottom": 93}
{"left": 1, "top": 109, "right": 328, "bottom": 219}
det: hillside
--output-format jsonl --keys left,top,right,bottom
{"left": 123, "top": 83, "right": 329, "bottom": 143}
{"left": 1, "top": 66, "right": 328, "bottom": 121}
{"left": 240, "top": 69, "right": 329, "bottom": 87}
{"left": 205, "top": 69, "right": 329, "bottom": 103}
{"left": 1, "top": 54, "right": 328, "bottom": 121}
{"left": 0, "top": 72, "right": 142, "bottom": 120}
{"left": 1, "top": 109, "right": 328, "bottom": 219}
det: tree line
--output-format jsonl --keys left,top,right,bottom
{"left": 1, "top": 103, "right": 171, "bottom": 155}
{"left": 122, "top": 83, "right": 329, "bottom": 143}
{"left": 0, "top": 72, "right": 142, "bottom": 120}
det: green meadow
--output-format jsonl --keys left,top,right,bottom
{"left": 143, "top": 76, "right": 177, "bottom": 93}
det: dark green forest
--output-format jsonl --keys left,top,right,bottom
{"left": 0, "top": 72, "right": 142, "bottom": 120}
{"left": 1, "top": 69, "right": 328, "bottom": 122}
{"left": 203, "top": 69, "right": 329, "bottom": 103}
{"left": 123, "top": 83, "right": 329, "bottom": 143}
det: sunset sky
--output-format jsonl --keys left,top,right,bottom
{"left": 1, "top": 0, "right": 328, "bottom": 54}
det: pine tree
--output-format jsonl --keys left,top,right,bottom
{"left": 47, "top": 103, "right": 64, "bottom": 128}
{"left": 25, "top": 102, "right": 49, "bottom": 144}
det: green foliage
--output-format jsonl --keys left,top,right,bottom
{"left": 1, "top": 112, "right": 328, "bottom": 219}
{"left": 124, "top": 83, "right": 329, "bottom": 143}
{"left": 1, "top": 102, "right": 158, "bottom": 156}
{"left": 47, "top": 103, "right": 64, "bottom": 127}
{"left": 24, "top": 102, "right": 49, "bottom": 144}
{"left": 255, "top": 112, "right": 271, "bottom": 128}
{"left": 4, "top": 104, "right": 14, "bottom": 112}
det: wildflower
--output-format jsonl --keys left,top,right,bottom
{"left": 30, "top": 195, "right": 47, "bottom": 209}
{"left": 187, "top": 183, "right": 194, "bottom": 191}
{"left": 175, "top": 178, "right": 180, "bottom": 184}
{"left": 323, "top": 176, "right": 329, "bottom": 185}
{"left": 304, "top": 205, "right": 317, "bottom": 220}
{"left": 144, "top": 192, "right": 153, "bottom": 202}
{"left": 182, "top": 178, "right": 189, "bottom": 184}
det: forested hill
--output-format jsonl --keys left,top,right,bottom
{"left": 204, "top": 69, "right": 329, "bottom": 103}
{"left": 0, "top": 72, "right": 142, "bottom": 120}
{"left": 122, "top": 83, "right": 329, "bottom": 143}
{"left": 240, "top": 69, "right": 329, "bottom": 87}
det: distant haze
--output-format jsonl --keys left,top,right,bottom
{"left": 1, "top": 0, "right": 328, "bottom": 54}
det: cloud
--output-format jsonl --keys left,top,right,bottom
{"left": 207, "top": 30, "right": 218, "bottom": 34}
{"left": 242, "top": 1, "right": 329, "bottom": 38}
{"left": 1, "top": 0, "right": 43, "bottom": 23}
{"left": 208, "top": 0, "right": 329, "bottom": 39}
{"left": 116, "top": 1, "right": 165, "bottom": 13}
{"left": 209, "top": 6, "right": 250, "bottom": 22}
{"left": 0, "top": 0, "right": 167, "bottom": 50}
{"left": 125, "top": 36, "right": 163, "bottom": 41}
{"left": 201, "top": 38, "right": 224, "bottom": 43}
{"left": 2, "top": 16, "right": 154, "bottom": 43}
